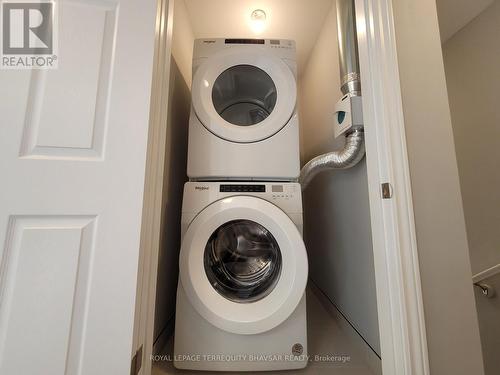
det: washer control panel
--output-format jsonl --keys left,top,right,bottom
{"left": 269, "top": 184, "right": 295, "bottom": 201}
{"left": 220, "top": 184, "right": 265, "bottom": 193}
{"left": 183, "top": 182, "right": 303, "bottom": 217}
{"left": 217, "top": 183, "right": 300, "bottom": 206}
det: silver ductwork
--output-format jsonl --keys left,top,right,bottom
{"left": 299, "top": 129, "right": 364, "bottom": 189}
{"left": 336, "top": 0, "right": 361, "bottom": 96}
{"left": 299, "top": 0, "right": 365, "bottom": 191}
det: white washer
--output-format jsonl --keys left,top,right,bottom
{"left": 187, "top": 38, "right": 300, "bottom": 181}
{"left": 174, "top": 182, "right": 308, "bottom": 371}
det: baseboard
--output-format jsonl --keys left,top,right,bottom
{"left": 309, "top": 281, "right": 382, "bottom": 375}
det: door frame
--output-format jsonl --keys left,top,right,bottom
{"left": 132, "top": 0, "right": 174, "bottom": 374}
{"left": 134, "top": 0, "right": 431, "bottom": 374}
{"left": 355, "top": 0, "right": 430, "bottom": 373}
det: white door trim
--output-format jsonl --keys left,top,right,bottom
{"left": 132, "top": 0, "right": 174, "bottom": 374}
{"left": 356, "top": 0, "right": 430, "bottom": 374}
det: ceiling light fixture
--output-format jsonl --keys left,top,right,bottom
{"left": 250, "top": 9, "right": 266, "bottom": 34}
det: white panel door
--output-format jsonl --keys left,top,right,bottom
{"left": 0, "top": 0, "right": 157, "bottom": 374}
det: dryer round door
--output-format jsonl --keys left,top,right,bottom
{"left": 179, "top": 196, "right": 308, "bottom": 335}
{"left": 191, "top": 47, "right": 297, "bottom": 143}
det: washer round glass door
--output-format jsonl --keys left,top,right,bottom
{"left": 179, "top": 196, "right": 308, "bottom": 335}
{"left": 204, "top": 219, "right": 282, "bottom": 303}
{"left": 191, "top": 47, "right": 297, "bottom": 143}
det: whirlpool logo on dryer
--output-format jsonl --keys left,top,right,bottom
{"left": 194, "top": 186, "right": 209, "bottom": 191}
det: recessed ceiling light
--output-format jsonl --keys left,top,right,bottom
{"left": 251, "top": 9, "right": 266, "bottom": 22}
{"left": 250, "top": 9, "right": 266, "bottom": 34}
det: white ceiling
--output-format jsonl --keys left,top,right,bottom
{"left": 183, "top": 0, "right": 334, "bottom": 74}
{"left": 436, "top": 0, "right": 494, "bottom": 42}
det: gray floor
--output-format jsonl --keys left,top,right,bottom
{"left": 152, "top": 285, "right": 379, "bottom": 375}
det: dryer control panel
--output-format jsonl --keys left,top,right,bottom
{"left": 193, "top": 38, "right": 296, "bottom": 62}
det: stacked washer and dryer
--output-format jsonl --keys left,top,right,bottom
{"left": 174, "top": 38, "right": 309, "bottom": 372}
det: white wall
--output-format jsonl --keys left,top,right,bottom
{"left": 442, "top": 1, "right": 500, "bottom": 277}
{"left": 299, "top": 3, "right": 380, "bottom": 356}
{"left": 442, "top": 3, "right": 500, "bottom": 373}
{"left": 391, "top": 0, "right": 484, "bottom": 373}
{"left": 153, "top": 0, "right": 193, "bottom": 343}
{"left": 171, "top": 0, "right": 194, "bottom": 87}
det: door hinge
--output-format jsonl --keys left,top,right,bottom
{"left": 381, "top": 182, "right": 393, "bottom": 199}
{"left": 130, "top": 345, "right": 143, "bottom": 375}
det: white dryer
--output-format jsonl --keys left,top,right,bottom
{"left": 174, "top": 182, "right": 308, "bottom": 371}
{"left": 187, "top": 38, "right": 300, "bottom": 181}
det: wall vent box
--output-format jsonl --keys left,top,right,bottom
{"left": 333, "top": 95, "right": 363, "bottom": 138}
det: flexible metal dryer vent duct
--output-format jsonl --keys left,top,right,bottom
{"left": 299, "top": 0, "right": 365, "bottom": 190}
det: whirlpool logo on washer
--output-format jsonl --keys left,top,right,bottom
{"left": 194, "top": 186, "right": 209, "bottom": 191}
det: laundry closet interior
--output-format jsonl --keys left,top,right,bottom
{"left": 148, "top": 0, "right": 381, "bottom": 374}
